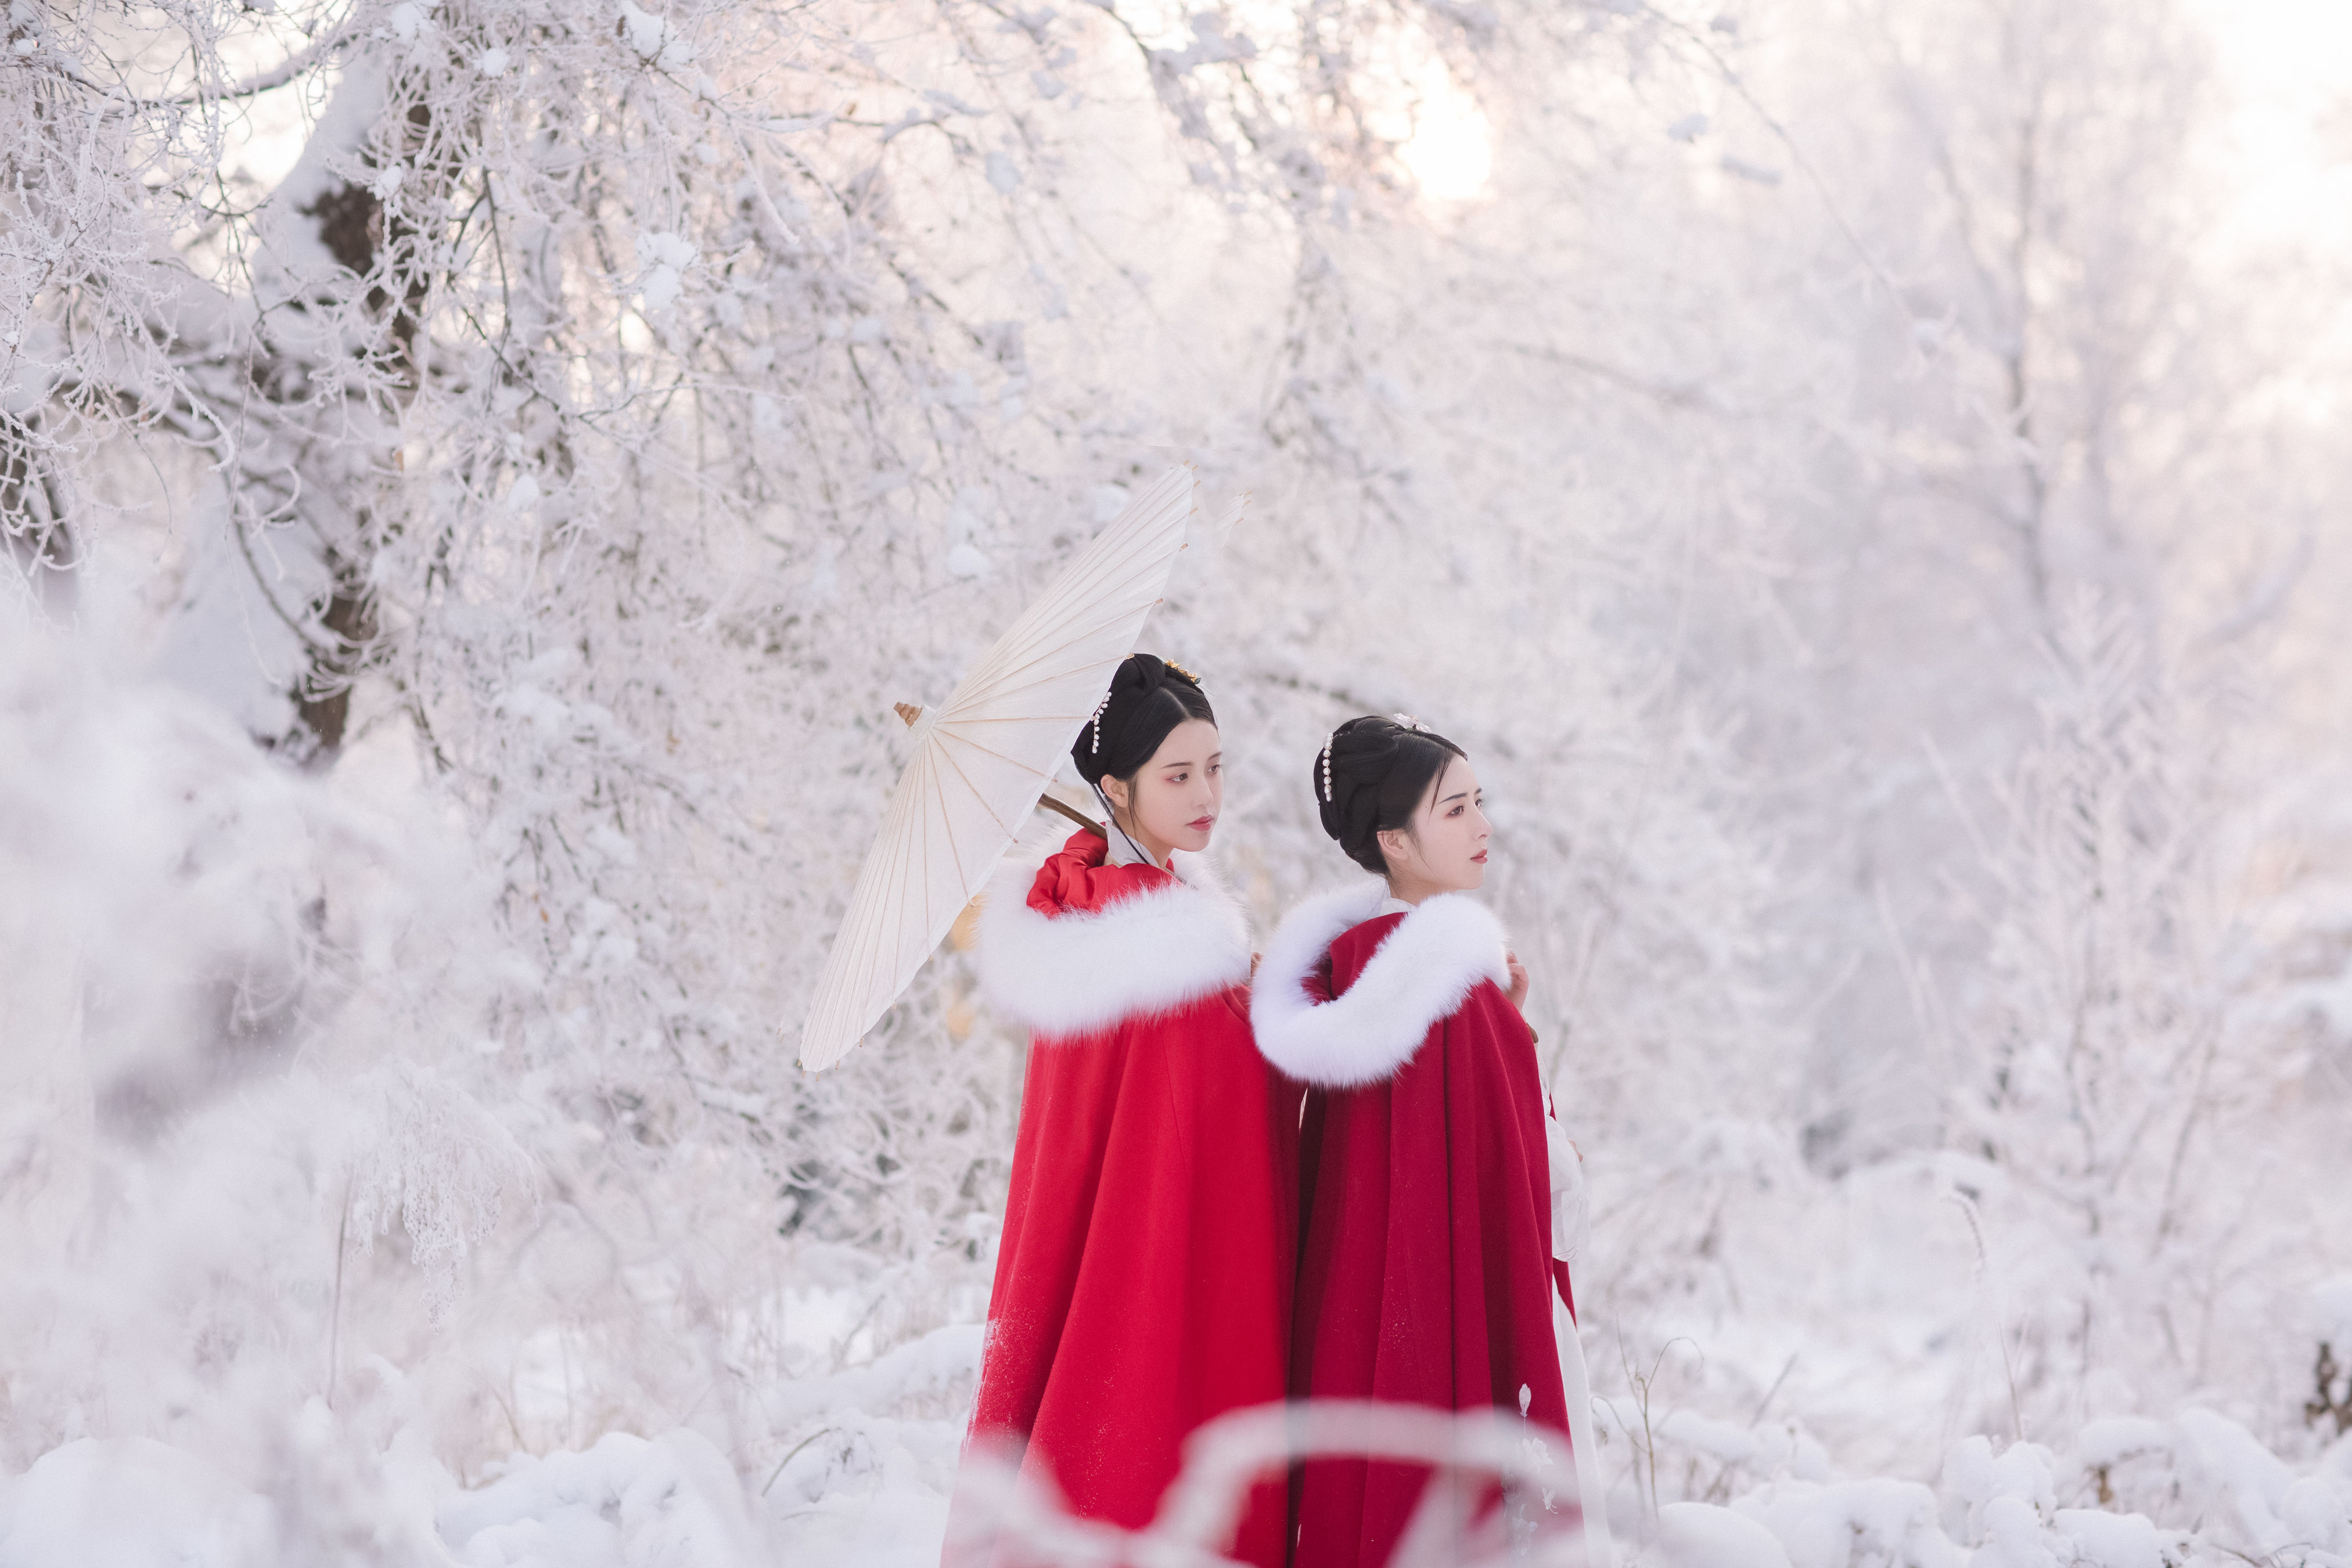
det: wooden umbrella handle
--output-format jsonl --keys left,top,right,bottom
{"left": 1038, "top": 794, "right": 1105, "bottom": 836}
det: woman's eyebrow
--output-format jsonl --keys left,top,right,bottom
{"left": 1437, "top": 789, "right": 1470, "bottom": 805}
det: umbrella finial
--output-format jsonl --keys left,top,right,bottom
{"left": 893, "top": 702, "right": 923, "bottom": 727}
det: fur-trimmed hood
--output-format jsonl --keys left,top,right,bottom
{"left": 1250, "top": 883, "right": 1510, "bottom": 1087}
{"left": 976, "top": 844, "right": 1251, "bottom": 1041}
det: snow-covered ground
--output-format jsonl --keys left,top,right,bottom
{"left": 9, "top": 1306, "right": 2351, "bottom": 1566}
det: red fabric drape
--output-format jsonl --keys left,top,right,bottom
{"left": 947, "top": 833, "right": 1298, "bottom": 1568}
{"left": 1289, "top": 912, "right": 1574, "bottom": 1568}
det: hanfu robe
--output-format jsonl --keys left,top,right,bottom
{"left": 1251, "top": 884, "right": 1578, "bottom": 1568}
{"left": 944, "top": 829, "right": 1296, "bottom": 1568}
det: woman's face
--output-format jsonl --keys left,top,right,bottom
{"left": 1379, "top": 755, "right": 1491, "bottom": 896}
{"left": 1103, "top": 718, "right": 1223, "bottom": 861}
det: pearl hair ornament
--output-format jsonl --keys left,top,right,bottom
{"left": 1087, "top": 691, "right": 1113, "bottom": 755}
{"left": 1322, "top": 714, "right": 1417, "bottom": 804}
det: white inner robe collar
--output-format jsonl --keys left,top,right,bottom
{"left": 1105, "top": 826, "right": 1165, "bottom": 871}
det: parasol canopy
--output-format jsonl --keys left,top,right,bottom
{"left": 794, "top": 466, "right": 1212, "bottom": 1071}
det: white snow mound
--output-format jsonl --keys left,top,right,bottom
{"left": 1647, "top": 1500, "right": 1794, "bottom": 1568}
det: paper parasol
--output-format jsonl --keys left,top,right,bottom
{"left": 794, "top": 466, "right": 1210, "bottom": 1071}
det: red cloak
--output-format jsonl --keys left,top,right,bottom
{"left": 945, "top": 830, "right": 1296, "bottom": 1568}
{"left": 1251, "top": 886, "right": 1576, "bottom": 1568}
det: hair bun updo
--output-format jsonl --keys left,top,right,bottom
{"left": 1316, "top": 715, "right": 1469, "bottom": 875}
{"left": 1071, "top": 653, "right": 1215, "bottom": 789}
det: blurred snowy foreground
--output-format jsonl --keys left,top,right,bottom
{"left": 6, "top": 1320, "right": 2352, "bottom": 1567}
{"left": 0, "top": 1333, "right": 989, "bottom": 1568}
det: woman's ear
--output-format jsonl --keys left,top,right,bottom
{"left": 1099, "top": 775, "right": 1130, "bottom": 818}
{"left": 1376, "top": 825, "right": 1411, "bottom": 872}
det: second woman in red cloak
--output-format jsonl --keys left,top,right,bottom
{"left": 1252, "top": 714, "right": 1579, "bottom": 1568}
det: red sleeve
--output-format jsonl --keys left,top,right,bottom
{"left": 1025, "top": 829, "right": 1170, "bottom": 916}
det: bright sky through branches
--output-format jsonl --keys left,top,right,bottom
{"left": 1396, "top": 57, "right": 1493, "bottom": 203}
{"left": 2190, "top": 0, "right": 2352, "bottom": 249}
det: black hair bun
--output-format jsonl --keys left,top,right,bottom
{"left": 1315, "top": 715, "right": 1467, "bottom": 875}
{"left": 1071, "top": 654, "right": 1215, "bottom": 787}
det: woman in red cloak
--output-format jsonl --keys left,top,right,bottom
{"left": 943, "top": 655, "right": 1294, "bottom": 1568}
{"left": 1251, "top": 714, "right": 1581, "bottom": 1568}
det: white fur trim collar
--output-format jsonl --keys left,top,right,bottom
{"left": 1250, "top": 883, "right": 1510, "bottom": 1087}
{"left": 976, "top": 847, "right": 1251, "bottom": 1040}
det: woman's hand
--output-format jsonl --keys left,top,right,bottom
{"left": 1505, "top": 949, "right": 1530, "bottom": 1013}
